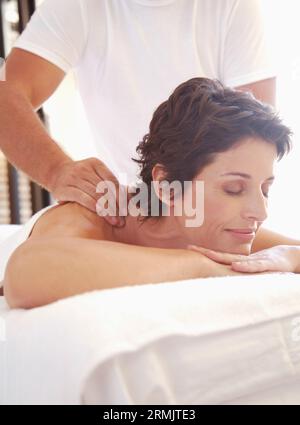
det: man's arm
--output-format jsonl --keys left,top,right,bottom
{"left": 2, "top": 237, "right": 245, "bottom": 310}
{"left": 235, "top": 77, "right": 276, "bottom": 107}
{"left": 0, "top": 49, "right": 127, "bottom": 220}
{"left": 0, "top": 48, "right": 72, "bottom": 190}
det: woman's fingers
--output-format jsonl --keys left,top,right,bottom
{"left": 187, "top": 244, "right": 295, "bottom": 274}
{"left": 187, "top": 245, "right": 248, "bottom": 265}
{"left": 231, "top": 259, "right": 270, "bottom": 273}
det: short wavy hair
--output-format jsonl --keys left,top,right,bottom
{"left": 132, "top": 77, "right": 293, "bottom": 219}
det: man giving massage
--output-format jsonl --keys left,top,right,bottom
{"left": 2, "top": 78, "right": 300, "bottom": 309}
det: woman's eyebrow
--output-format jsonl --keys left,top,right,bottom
{"left": 220, "top": 172, "right": 275, "bottom": 181}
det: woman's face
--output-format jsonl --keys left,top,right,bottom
{"left": 177, "top": 137, "right": 278, "bottom": 254}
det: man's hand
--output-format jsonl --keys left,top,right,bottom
{"left": 187, "top": 244, "right": 299, "bottom": 274}
{"left": 48, "top": 157, "right": 127, "bottom": 227}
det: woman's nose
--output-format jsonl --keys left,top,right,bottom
{"left": 241, "top": 192, "right": 268, "bottom": 222}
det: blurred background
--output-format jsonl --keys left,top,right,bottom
{"left": 0, "top": 0, "right": 299, "bottom": 239}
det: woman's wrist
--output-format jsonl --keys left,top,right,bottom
{"left": 184, "top": 249, "right": 242, "bottom": 278}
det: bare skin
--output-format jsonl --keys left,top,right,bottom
{"left": 3, "top": 137, "right": 300, "bottom": 308}
{"left": 25, "top": 136, "right": 300, "bottom": 255}
{"left": 2, "top": 203, "right": 247, "bottom": 309}
{"left": 0, "top": 49, "right": 285, "bottom": 304}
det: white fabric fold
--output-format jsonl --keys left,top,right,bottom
{"left": 1, "top": 272, "right": 300, "bottom": 404}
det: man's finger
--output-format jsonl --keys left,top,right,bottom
{"left": 92, "top": 162, "right": 120, "bottom": 192}
{"left": 59, "top": 187, "right": 98, "bottom": 213}
{"left": 81, "top": 171, "right": 104, "bottom": 188}
{"left": 77, "top": 179, "right": 103, "bottom": 202}
{"left": 92, "top": 165, "right": 125, "bottom": 216}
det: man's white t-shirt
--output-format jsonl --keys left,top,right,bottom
{"left": 13, "top": 0, "right": 276, "bottom": 184}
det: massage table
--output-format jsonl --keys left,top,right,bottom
{"left": 1, "top": 224, "right": 300, "bottom": 405}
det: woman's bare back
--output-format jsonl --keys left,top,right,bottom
{"left": 28, "top": 201, "right": 114, "bottom": 242}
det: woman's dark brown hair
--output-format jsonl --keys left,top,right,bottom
{"left": 132, "top": 77, "right": 293, "bottom": 219}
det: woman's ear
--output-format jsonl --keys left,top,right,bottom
{"left": 151, "top": 163, "right": 166, "bottom": 184}
{"left": 151, "top": 164, "right": 174, "bottom": 207}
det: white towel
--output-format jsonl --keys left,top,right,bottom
{"left": 1, "top": 272, "right": 300, "bottom": 404}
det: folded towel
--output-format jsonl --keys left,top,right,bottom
{"left": 1, "top": 272, "right": 300, "bottom": 404}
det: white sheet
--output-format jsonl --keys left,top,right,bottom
{"left": 1, "top": 272, "right": 300, "bottom": 405}
{"left": 0, "top": 225, "right": 21, "bottom": 243}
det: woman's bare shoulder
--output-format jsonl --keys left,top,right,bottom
{"left": 28, "top": 201, "right": 113, "bottom": 241}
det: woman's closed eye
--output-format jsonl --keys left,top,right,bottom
{"left": 223, "top": 183, "right": 242, "bottom": 195}
{"left": 225, "top": 189, "right": 269, "bottom": 199}
{"left": 225, "top": 189, "right": 242, "bottom": 196}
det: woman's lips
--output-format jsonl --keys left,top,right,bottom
{"left": 225, "top": 229, "right": 255, "bottom": 241}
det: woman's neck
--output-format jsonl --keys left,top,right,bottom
{"left": 111, "top": 213, "right": 188, "bottom": 249}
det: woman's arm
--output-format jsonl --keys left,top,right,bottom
{"left": 251, "top": 227, "right": 300, "bottom": 253}
{"left": 3, "top": 237, "right": 243, "bottom": 309}
{"left": 188, "top": 244, "right": 300, "bottom": 275}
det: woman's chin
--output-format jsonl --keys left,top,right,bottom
{"left": 228, "top": 245, "right": 251, "bottom": 255}
{"left": 216, "top": 240, "right": 251, "bottom": 255}
{"left": 224, "top": 235, "right": 253, "bottom": 255}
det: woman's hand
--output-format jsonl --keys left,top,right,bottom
{"left": 185, "top": 247, "right": 260, "bottom": 278}
{"left": 187, "top": 244, "right": 299, "bottom": 274}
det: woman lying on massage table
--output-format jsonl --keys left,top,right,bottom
{"left": 2, "top": 77, "right": 300, "bottom": 309}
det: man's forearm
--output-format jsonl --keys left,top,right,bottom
{"left": 3, "top": 237, "right": 243, "bottom": 309}
{"left": 0, "top": 82, "right": 71, "bottom": 190}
